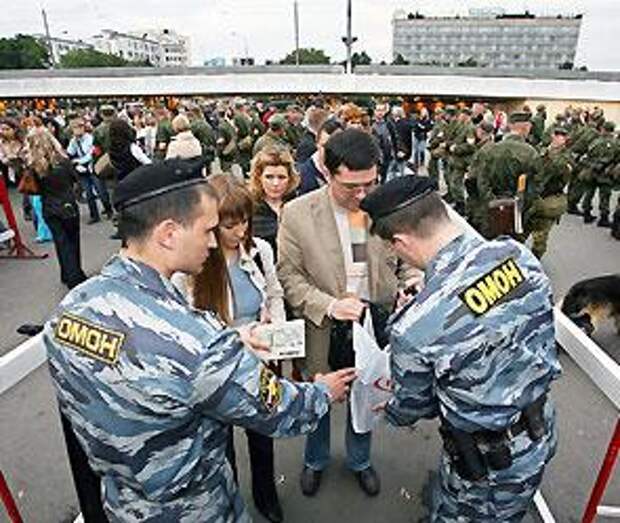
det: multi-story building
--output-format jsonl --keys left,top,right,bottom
{"left": 90, "top": 30, "right": 162, "bottom": 66}
{"left": 392, "top": 11, "right": 582, "bottom": 69}
{"left": 34, "top": 35, "right": 94, "bottom": 64}
{"left": 133, "top": 29, "right": 191, "bottom": 67}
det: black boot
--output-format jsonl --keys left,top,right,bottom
{"left": 583, "top": 211, "right": 596, "bottom": 224}
{"left": 597, "top": 213, "right": 611, "bottom": 228}
{"left": 566, "top": 204, "right": 582, "bottom": 216}
{"left": 611, "top": 209, "right": 620, "bottom": 239}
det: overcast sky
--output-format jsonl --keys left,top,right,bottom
{"left": 5, "top": 0, "right": 620, "bottom": 70}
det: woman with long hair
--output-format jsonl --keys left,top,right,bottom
{"left": 173, "top": 174, "right": 285, "bottom": 522}
{"left": 249, "top": 145, "right": 300, "bottom": 257}
{"left": 108, "top": 117, "right": 151, "bottom": 182}
{"left": 25, "top": 128, "right": 87, "bottom": 288}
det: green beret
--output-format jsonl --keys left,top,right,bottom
{"left": 508, "top": 111, "right": 531, "bottom": 124}
{"left": 444, "top": 105, "right": 457, "bottom": 115}
{"left": 602, "top": 121, "right": 616, "bottom": 132}
{"left": 553, "top": 126, "right": 569, "bottom": 136}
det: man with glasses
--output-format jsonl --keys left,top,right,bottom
{"left": 278, "top": 128, "right": 408, "bottom": 498}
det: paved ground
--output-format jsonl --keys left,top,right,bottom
{"left": 1, "top": 187, "right": 619, "bottom": 522}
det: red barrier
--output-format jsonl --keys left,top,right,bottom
{"left": 0, "top": 175, "right": 47, "bottom": 259}
{"left": 0, "top": 471, "right": 23, "bottom": 523}
{"left": 582, "top": 418, "right": 620, "bottom": 522}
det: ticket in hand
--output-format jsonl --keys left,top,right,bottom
{"left": 253, "top": 320, "right": 306, "bottom": 361}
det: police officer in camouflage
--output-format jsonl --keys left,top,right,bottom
{"left": 361, "top": 176, "right": 561, "bottom": 523}
{"left": 44, "top": 159, "right": 356, "bottom": 522}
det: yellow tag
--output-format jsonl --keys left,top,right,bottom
{"left": 460, "top": 258, "right": 525, "bottom": 316}
{"left": 517, "top": 174, "right": 527, "bottom": 193}
{"left": 54, "top": 313, "right": 125, "bottom": 365}
{"left": 259, "top": 367, "right": 282, "bottom": 412}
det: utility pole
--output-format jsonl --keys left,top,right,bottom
{"left": 41, "top": 8, "right": 56, "bottom": 68}
{"left": 294, "top": 0, "right": 300, "bottom": 66}
{"left": 341, "top": 0, "right": 357, "bottom": 74}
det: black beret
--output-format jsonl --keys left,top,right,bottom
{"left": 113, "top": 158, "right": 207, "bottom": 212}
{"left": 360, "top": 176, "right": 437, "bottom": 222}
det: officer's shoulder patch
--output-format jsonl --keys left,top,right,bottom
{"left": 459, "top": 257, "right": 526, "bottom": 316}
{"left": 259, "top": 366, "right": 282, "bottom": 412}
{"left": 53, "top": 312, "right": 125, "bottom": 365}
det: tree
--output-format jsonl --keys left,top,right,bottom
{"left": 391, "top": 53, "right": 409, "bottom": 65}
{"left": 0, "top": 34, "right": 50, "bottom": 69}
{"left": 60, "top": 48, "right": 151, "bottom": 68}
{"left": 280, "top": 47, "right": 330, "bottom": 65}
{"left": 351, "top": 51, "right": 372, "bottom": 66}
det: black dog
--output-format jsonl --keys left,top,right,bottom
{"left": 561, "top": 275, "right": 620, "bottom": 336}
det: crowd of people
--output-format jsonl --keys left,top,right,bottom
{"left": 0, "top": 94, "right": 617, "bottom": 522}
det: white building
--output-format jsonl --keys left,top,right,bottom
{"left": 90, "top": 30, "right": 161, "bottom": 66}
{"left": 35, "top": 35, "right": 93, "bottom": 64}
{"left": 392, "top": 12, "right": 582, "bottom": 70}
{"left": 132, "top": 29, "right": 191, "bottom": 67}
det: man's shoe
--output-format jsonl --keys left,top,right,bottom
{"left": 597, "top": 213, "right": 611, "bottom": 228}
{"left": 104, "top": 209, "right": 114, "bottom": 221}
{"left": 566, "top": 205, "right": 582, "bottom": 216}
{"left": 300, "top": 466, "right": 322, "bottom": 497}
{"left": 17, "top": 324, "right": 44, "bottom": 336}
{"left": 355, "top": 466, "right": 380, "bottom": 497}
{"left": 87, "top": 217, "right": 101, "bottom": 225}
{"left": 583, "top": 211, "right": 596, "bottom": 224}
{"left": 255, "top": 498, "right": 283, "bottom": 523}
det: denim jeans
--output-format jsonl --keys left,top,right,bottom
{"left": 413, "top": 138, "right": 427, "bottom": 169}
{"left": 79, "top": 173, "right": 112, "bottom": 220}
{"left": 304, "top": 402, "right": 371, "bottom": 472}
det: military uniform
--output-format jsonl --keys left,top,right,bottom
{"left": 44, "top": 255, "right": 331, "bottom": 522}
{"left": 217, "top": 118, "right": 238, "bottom": 172}
{"left": 566, "top": 124, "right": 599, "bottom": 213}
{"left": 386, "top": 232, "right": 560, "bottom": 522}
{"left": 427, "top": 117, "right": 447, "bottom": 185}
{"left": 190, "top": 117, "right": 217, "bottom": 165}
{"left": 528, "top": 138, "right": 573, "bottom": 258}
{"left": 44, "top": 161, "right": 334, "bottom": 522}
{"left": 155, "top": 118, "right": 174, "bottom": 161}
{"left": 446, "top": 118, "right": 476, "bottom": 214}
{"left": 529, "top": 106, "right": 546, "bottom": 147}
{"left": 233, "top": 110, "right": 254, "bottom": 174}
{"left": 465, "top": 124, "right": 495, "bottom": 233}
{"left": 252, "top": 130, "right": 290, "bottom": 157}
{"left": 581, "top": 123, "right": 618, "bottom": 226}
{"left": 473, "top": 133, "right": 542, "bottom": 239}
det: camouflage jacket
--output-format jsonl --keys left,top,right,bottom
{"left": 44, "top": 255, "right": 330, "bottom": 522}
{"left": 538, "top": 145, "right": 573, "bottom": 197}
{"left": 385, "top": 232, "right": 561, "bottom": 432}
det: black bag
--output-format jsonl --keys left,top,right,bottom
{"left": 327, "top": 302, "right": 391, "bottom": 371}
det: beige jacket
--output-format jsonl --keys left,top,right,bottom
{"left": 165, "top": 131, "right": 203, "bottom": 160}
{"left": 277, "top": 186, "right": 402, "bottom": 376}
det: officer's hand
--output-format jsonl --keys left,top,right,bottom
{"left": 237, "top": 324, "right": 270, "bottom": 354}
{"left": 329, "top": 297, "right": 366, "bottom": 321}
{"left": 372, "top": 400, "right": 388, "bottom": 413}
{"left": 315, "top": 368, "right": 357, "bottom": 403}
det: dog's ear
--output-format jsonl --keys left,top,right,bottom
{"left": 561, "top": 288, "right": 586, "bottom": 315}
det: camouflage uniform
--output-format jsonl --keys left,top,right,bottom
{"left": 190, "top": 117, "right": 217, "bottom": 165}
{"left": 473, "top": 134, "right": 542, "bottom": 239}
{"left": 446, "top": 120, "right": 476, "bottom": 214}
{"left": 252, "top": 130, "right": 290, "bottom": 157}
{"left": 155, "top": 118, "right": 174, "bottom": 161}
{"left": 386, "top": 232, "right": 561, "bottom": 522}
{"left": 528, "top": 143, "right": 573, "bottom": 258}
{"left": 427, "top": 115, "right": 449, "bottom": 186}
{"left": 529, "top": 108, "right": 546, "bottom": 147}
{"left": 581, "top": 127, "right": 618, "bottom": 225}
{"left": 44, "top": 255, "right": 331, "bottom": 522}
{"left": 233, "top": 111, "right": 254, "bottom": 174}
{"left": 566, "top": 124, "right": 598, "bottom": 213}
{"left": 217, "top": 118, "right": 238, "bottom": 172}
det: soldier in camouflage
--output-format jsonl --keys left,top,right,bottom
{"left": 527, "top": 127, "right": 573, "bottom": 258}
{"left": 446, "top": 108, "right": 477, "bottom": 215}
{"left": 361, "top": 176, "right": 561, "bottom": 523}
{"left": 581, "top": 121, "right": 618, "bottom": 227}
{"left": 44, "top": 159, "right": 355, "bottom": 523}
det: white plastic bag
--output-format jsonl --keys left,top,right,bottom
{"left": 350, "top": 313, "right": 391, "bottom": 434}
